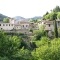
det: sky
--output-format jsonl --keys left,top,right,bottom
{"left": 0, "top": 0, "right": 60, "bottom": 18}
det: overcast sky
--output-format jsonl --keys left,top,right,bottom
{"left": 0, "top": 0, "right": 60, "bottom": 18}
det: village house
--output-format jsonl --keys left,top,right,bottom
{"left": 38, "top": 20, "right": 60, "bottom": 37}
{"left": 0, "top": 18, "right": 38, "bottom": 34}
{"left": 0, "top": 22, "right": 14, "bottom": 30}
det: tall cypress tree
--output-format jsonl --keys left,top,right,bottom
{"left": 54, "top": 19, "right": 58, "bottom": 38}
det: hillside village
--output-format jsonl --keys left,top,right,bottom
{"left": 1, "top": 5, "right": 60, "bottom": 60}
{"left": 0, "top": 18, "right": 38, "bottom": 34}
{"left": 0, "top": 17, "right": 60, "bottom": 37}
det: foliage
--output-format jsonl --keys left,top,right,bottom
{"left": 31, "top": 38, "right": 60, "bottom": 60}
{"left": 58, "top": 28, "right": 60, "bottom": 37}
{"left": 43, "top": 12, "right": 49, "bottom": 20}
{"left": 35, "top": 37, "right": 50, "bottom": 47}
{"left": 3, "top": 18, "right": 9, "bottom": 23}
{"left": 13, "top": 47, "right": 32, "bottom": 60}
{"left": 33, "top": 30, "right": 42, "bottom": 40}
{"left": 53, "top": 6, "right": 60, "bottom": 12}
{"left": 54, "top": 20, "right": 58, "bottom": 38}
{"left": 50, "top": 12, "right": 57, "bottom": 20}
{"left": 43, "top": 12, "right": 57, "bottom": 20}
{"left": 1, "top": 31, "right": 60, "bottom": 60}
{"left": 43, "top": 6, "right": 60, "bottom": 20}
{"left": 57, "top": 12, "right": 60, "bottom": 19}
{"left": 0, "top": 56, "right": 9, "bottom": 60}
{"left": 29, "top": 29, "right": 33, "bottom": 33}
{"left": 0, "top": 31, "right": 21, "bottom": 59}
{"left": 33, "top": 29, "right": 46, "bottom": 40}
{"left": 30, "top": 41, "right": 37, "bottom": 50}
{"left": 44, "top": 13, "right": 50, "bottom": 20}
{"left": 39, "top": 24, "right": 45, "bottom": 31}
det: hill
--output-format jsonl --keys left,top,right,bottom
{"left": 14, "top": 16, "right": 42, "bottom": 21}
{"left": 14, "top": 16, "right": 25, "bottom": 20}
{"left": 31, "top": 16, "right": 42, "bottom": 20}
{"left": 0, "top": 13, "right": 8, "bottom": 21}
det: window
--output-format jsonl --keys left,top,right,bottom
{"left": 0, "top": 24, "right": 1, "bottom": 26}
{"left": 31, "top": 23, "right": 33, "bottom": 24}
{"left": 26, "top": 25, "right": 28, "bottom": 27}
{"left": 6, "top": 24, "right": 8, "bottom": 26}
{"left": 9, "top": 24, "right": 10, "bottom": 26}
{"left": 3, "top": 24, "right": 5, "bottom": 26}
{"left": 23, "top": 25, "right": 24, "bottom": 27}
{"left": 48, "top": 24, "right": 50, "bottom": 27}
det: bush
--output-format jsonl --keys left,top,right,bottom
{"left": 31, "top": 38, "right": 60, "bottom": 60}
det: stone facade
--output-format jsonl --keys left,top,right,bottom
{"left": 0, "top": 18, "right": 38, "bottom": 34}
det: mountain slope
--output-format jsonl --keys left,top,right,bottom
{"left": 0, "top": 13, "right": 8, "bottom": 21}
{"left": 31, "top": 16, "right": 42, "bottom": 20}
{"left": 14, "top": 16, "right": 25, "bottom": 20}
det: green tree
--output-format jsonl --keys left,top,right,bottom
{"left": 33, "top": 30, "right": 46, "bottom": 40}
{"left": 44, "top": 14, "right": 50, "bottom": 20}
{"left": 0, "top": 56, "right": 9, "bottom": 60}
{"left": 43, "top": 6, "right": 60, "bottom": 20}
{"left": 43, "top": 11, "right": 49, "bottom": 20}
{"left": 57, "top": 12, "right": 60, "bottom": 19}
{"left": 54, "top": 20, "right": 58, "bottom": 38}
{"left": 53, "top": 6, "right": 60, "bottom": 12}
{"left": 0, "top": 31, "right": 22, "bottom": 59}
{"left": 50, "top": 12, "right": 57, "bottom": 20}
{"left": 43, "top": 12, "right": 57, "bottom": 20}
{"left": 3, "top": 18, "right": 9, "bottom": 23}
{"left": 13, "top": 47, "right": 32, "bottom": 60}
{"left": 31, "top": 38, "right": 60, "bottom": 60}
{"left": 35, "top": 37, "right": 50, "bottom": 47}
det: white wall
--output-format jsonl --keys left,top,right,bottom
{"left": 21, "top": 24, "right": 29, "bottom": 29}
{"left": 45, "top": 24, "right": 54, "bottom": 31}
{"left": 0, "top": 23, "right": 14, "bottom": 30}
{"left": 15, "top": 25, "right": 21, "bottom": 30}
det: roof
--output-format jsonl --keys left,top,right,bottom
{"left": 15, "top": 24, "right": 21, "bottom": 26}
{"left": 20, "top": 21, "right": 30, "bottom": 24}
{"left": 39, "top": 20, "right": 53, "bottom": 25}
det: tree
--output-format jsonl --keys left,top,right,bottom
{"left": 50, "top": 12, "right": 57, "bottom": 20}
{"left": 43, "top": 6, "right": 60, "bottom": 20}
{"left": 0, "top": 31, "right": 22, "bottom": 59}
{"left": 53, "top": 6, "right": 60, "bottom": 12}
{"left": 0, "top": 56, "right": 9, "bottom": 60}
{"left": 44, "top": 14, "right": 50, "bottom": 20}
{"left": 54, "top": 19, "right": 58, "bottom": 38}
{"left": 31, "top": 38, "right": 60, "bottom": 60}
{"left": 43, "top": 11, "right": 49, "bottom": 20}
{"left": 13, "top": 47, "right": 33, "bottom": 60}
{"left": 43, "top": 12, "right": 57, "bottom": 20}
{"left": 33, "top": 30, "right": 46, "bottom": 40}
{"left": 3, "top": 18, "right": 9, "bottom": 23}
{"left": 57, "top": 12, "right": 60, "bottom": 19}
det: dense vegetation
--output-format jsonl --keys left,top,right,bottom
{"left": 43, "top": 6, "right": 60, "bottom": 20}
{"left": 0, "top": 31, "right": 60, "bottom": 60}
{"left": 0, "top": 6, "right": 60, "bottom": 60}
